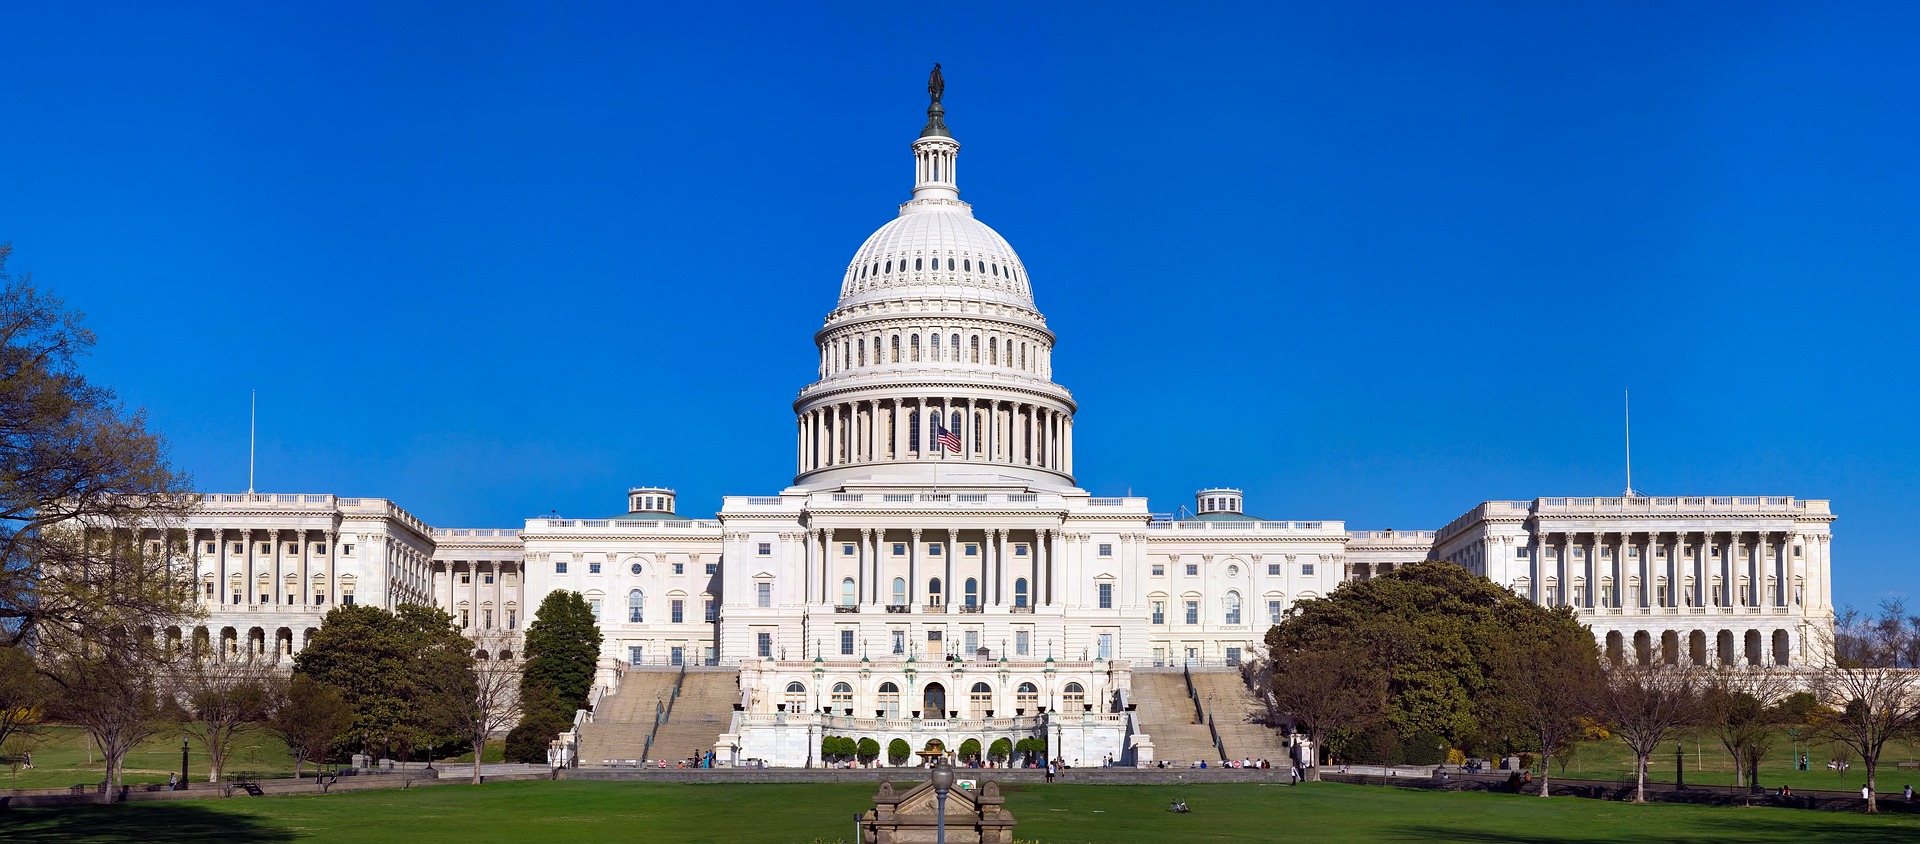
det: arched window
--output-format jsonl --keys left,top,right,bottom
{"left": 931, "top": 333, "right": 941, "bottom": 360}
{"left": 1063, "top": 682, "right": 1085, "bottom": 711}
{"left": 964, "top": 577, "right": 979, "bottom": 607}
{"left": 910, "top": 334, "right": 921, "bottom": 362}
{"left": 832, "top": 681, "right": 853, "bottom": 710}
{"left": 991, "top": 263, "right": 999, "bottom": 276}
{"left": 1224, "top": 591, "right": 1241, "bottom": 625}
{"left": 924, "top": 683, "right": 946, "bottom": 715}
{"left": 908, "top": 410, "right": 920, "bottom": 452}
{"left": 950, "top": 334, "right": 959, "bottom": 361}
{"left": 885, "top": 260, "right": 892, "bottom": 273}
{"left": 892, "top": 577, "right": 906, "bottom": 606}
{"left": 1013, "top": 578, "right": 1029, "bottom": 608}
{"left": 1019, "top": 344, "right": 1026, "bottom": 370}
{"left": 879, "top": 682, "right": 901, "bottom": 718}
{"left": 1016, "top": 682, "right": 1038, "bottom": 711}
{"left": 949, "top": 411, "right": 961, "bottom": 438}
{"left": 785, "top": 681, "right": 807, "bottom": 711}
{"left": 989, "top": 338, "right": 998, "bottom": 365}
{"left": 891, "top": 335, "right": 900, "bottom": 363}
{"left": 857, "top": 338, "right": 865, "bottom": 366}
{"left": 948, "top": 258, "right": 956, "bottom": 271}
{"left": 963, "top": 259, "right": 971, "bottom": 272}
{"left": 970, "top": 336, "right": 980, "bottom": 363}
{"left": 970, "top": 682, "right": 993, "bottom": 714}
{"left": 841, "top": 578, "right": 857, "bottom": 607}
{"left": 914, "top": 258, "right": 923, "bottom": 271}
{"left": 628, "top": 589, "right": 644, "bottom": 623}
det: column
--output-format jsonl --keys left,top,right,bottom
{"left": 996, "top": 528, "right": 1009, "bottom": 605}
{"left": 1063, "top": 416, "right": 1073, "bottom": 475}
{"left": 1036, "top": 529, "right": 1049, "bottom": 607}
{"left": 945, "top": 529, "right": 959, "bottom": 609}
{"left": 908, "top": 529, "right": 922, "bottom": 609}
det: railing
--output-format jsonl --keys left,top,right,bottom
{"left": 1009, "top": 606, "right": 1034, "bottom": 614}
{"left": 641, "top": 662, "right": 689, "bottom": 763}
{"left": 1088, "top": 498, "right": 1126, "bottom": 506}
{"left": 885, "top": 605, "right": 911, "bottom": 614}
{"left": 958, "top": 605, "right": 984, "bottom": 614}
{"left": 835, "top": 605, "right": 861, "bottom": 613}
{"left": 832, "top": 494, "right": 864, "bottom": 502}
{"left": 923, "top": 604, "right": 946, "bottom": 613}
{"left": 1148, "top": 520, "right": 1338, "bottom": 532}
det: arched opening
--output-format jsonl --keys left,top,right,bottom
{"left": 1605, "top": 631, "right": 1625, "bottom": 664}
{"left": 275, "top": 627, "right": 293, "bottom": 659}
{"left": 1224, "top": 591, "right": 1242, "bottom": 625}
{"left": 1772, "top": 629, "right": 1791, "bottom": 666}
{"left": 628, "top": 589, "right": 644, "bottom": 623}
{"left": 164, "top": 626, "right": 183, "bottom": 655}
{"left": 832, "top": 682, "right": 853, "bottom": 712}
{"left": 1633, "top": 631, "right": 1652, "bottom": 666}
{"left": 1016, "top": 682, "right": 1038, "bottom": 713}
{"left": 841, "top": 578, "right": 857, "bottom": 607}
{"left": 1661, "top": 630, "right": 1680, "bottom": 665}
{"left": 247, "top": 627, "right": 266, "bottom": 658}
{"left": 1688, "top": 630, "right": 1707, "bottom": 666}
{"left": 964, "top": 577, "right": 978, "bottom": 608}
{"left": 1062, "top": 682, "right": 1085, "bottom": 711}
{"left": 892, "top": 577, "right": 906, "bottom": 607}
{"left": 785, "top": 682, "right": 807, "bottom": 712}
{"left": 1716, "top": 630, "right": 1736, "bottom": 666}
{"left": 878, "top": 682, "right": 901, "bottom": 719}
{"left": 475, "top": 650, "right": 490, "bottom": 661}
{"left": 923, "top": 683, "right": 946, "bottom": 717}
{"left": 1744, "top": 630, "right": 1763, "bottom": 666}
{"left": 927, "top": 577, "right": 943, "bottom": 607}
{"left": 969, "top": 682, "right": 993, "bottom": 716}
{"left": 1013, "top": 578, "right": 1028, "bottom": 608}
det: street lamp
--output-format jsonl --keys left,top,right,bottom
{"left": 929, "top": 757, "right": 956, "bottom": 844}
{"left": 1674, "top": 742, "right": 1684, "bottom": 790}
{"left": 425, "top": 743, "right": 435, "bottom": 775}
{"left": 180, "top": 737, "right": 189, "bottom": 790}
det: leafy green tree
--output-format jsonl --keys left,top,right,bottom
{"left": 988, "top": 737, "right": 1011, "bottom": 765}
{"left": 1485, "top": 605, "right": 1604, "bottom": 797}
{"left": 0, "top": 646, "right": 45, "bottom": 751}
{"left": 504, "top": 705, "right": 570, "bottom": 765}
{"left": 856, "top": 737, "right": 880, "bottom": 765}
{"left": 293, "top": 603, "right": 473, "bottom": 759}
{"left": 265, "top": 673, "right": 353, "bottom": 779}
{"left": 1014, "top": 736, "right": 1044, "bottom": 766}
{"left": 958, "top": 737, "right": 982, "bottom": 762}
{"left": 888, "top": 738, "right": 912, "bottom": 766}
{"left": 505, "top": 591, "right": 601, "bottom": 762}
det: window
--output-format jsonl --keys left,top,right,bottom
{"left": 1185, "top": 564, "right": 1198, "bottom": 577}
{"left": 892, "top": 630, "right": 905, "bottom": 655}
{"left": 965, "top": 544, "right": 978, "bottom": 556}
{"left": 589, "top": 561, "right": 602, "bottom": 574}
{"left": 1224, "top": 592, "right": 1242, "bottom": 624}
{"left": 1098, "top": 544, "right": 1112, "bottom": 557}
{"left": 832, "top": 682, "right": 853, "bottom": 710}
{"left": 843, "top": 543, "right": 856, "bottom": 556}
{"left": 1098, "top": 633, "right": 1113, "bottom": 660}
{"left": 1151, "top": 600, "right": 1165, "bottom": 624}
{"left": 1014, "top": 545, "right": 1028, "bottom": 557}
{"left": 971, "top": 682, "right": 993, "bottom": 713}
{"left": 461, "top": 609, "right": 471, "bottom": 628}
{"left": 893, "top": 543, "right": 907, "bottom": 556}
{"left": 1268, "top": 600, "right": 1283, "bottom": 624}
{"left": 928, "top": 629, "right": 943, "bottom": 657}
{"left": 1017, "top": 682, "right": 1037, "bottom": 711}
{"left": 1795, "top": 545, "right": 1803, "bottom": 557}
{"left": 892, "top": 578, "right": 907, "bottom": 606}
{"left": 673, "top": 563, "right": 684, "bottom": 575}
{"left": 556, "top": 561, "right": 569, "bottom": 574}
{"left": 1013, "top": 578, "right": 1028, "bottom": 607}
{"left": 758, "top": 543, "right": 772, "bottom": 556}
{"left": 785, "top": 682, "right": 806, "bottom": 711}
{"left": 929, "top": 543, "right": 943, "bottom": 556}
{"left": 964, "top": 577, "right": 979, "bottom": 607}
{"left": 757, "top": 582, "right": 772, "bottom": 608}
{"left": 483, "top": 609, "right": 493, "bottom": 629}
{"left": 704, "top": 598, "right": 717, "bottom": 622}
{"left": 343, "top": 593, "right": 355, "bottom": 605}
{"left": 484, "top": 572, "right": 495, "bottom": 584}
{"left": 1015, "top": 630, "right": 1029, "bottom": 656}
{"left": 841, "top": 629, "right": 855, "bottom": 656}
{"left": 879, "top": 682, "right": 900, "bottom": 718}
{"left": 841, "top": 578, "right": 857, "bottom": 606}
{"left": 1063, "top": 682, "right": 1085, "bottom": 710}
{"left": 1226, "top": 565, "right": 1239, "bottom": 578}
{"left": 706, "top": 563, "right": 718, "bottom": 575}
{"left": 205, "top": 582, "right": 215, "bottom": 597}
{"left": 670, "top": 646, "right": 685, "bottom": 666}
{"left": 671, "top": 599, "right": 684, "bottom": 623}
{"left": 508, "top": 609, "right": 517, "bottom": 629}
{"left": 1152, "top": 564, "right": 1164, "bottom": 576}
{"left": 965, "top": 630, "right": 979, "bottom": 654}
{"left": 1302, "top": 563, "right": 1315, "bottom": 576}
{"left": 1185, "top": 601, "right": 1199, "bottom": 625}
{"left": 630, "top": 562, "right": 642, "bottom": 575}
{"left": 1097, "top": 582, "right": 1113, "bottom": 609}
{"left": 757, "top": 632, "right": 772, "bottom": 658}
{"left": 460, "top": 571, "right": 472, "bottom": 585}
{"left": 629, "top": 646, "right": 644, "bottom": 664}
{"left": 316, "top": 592, "right": 326, "bottom": 604}
{"left": 628, "top": 590, "right": 644, "bottom": 622}
{"left": 1268, "top": 563, "right": 1281, "bottom": 576}
{"left": 1226, "top": 646, "right": 1242, "bottom": 667}
{"left": 588, "top": 599, "right": 602, "bottom": 621}
{"left": 928, "top": 577, "right": 943, "bottom": 605}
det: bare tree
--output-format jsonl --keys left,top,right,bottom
{"left": 1598, "top": 651, "right": 1699, "bottom": 802}
{"left": 265, "top": 673, "right": 353, "bottom": 780}
{"left": 43, "top": 631, "right": 172, "bottom": 802}
{"left": 1808, "top": 604, "right": 1920, "bottom": 813}
{"left": 1489, "top": 623, "right": 1604, "bottom": 797}
{"left": 427, "top": 633, "right": 522, "bottom": 784}
{"left": 1267, "top": 639, "right": 1388, "bottom": 780}
{"left": 1700, "top": 664, "right": 1796, "bottom": 789}
{"left": 0, "top": 645, "right": 45, "bottom": 751}
{"left": 171, "top": 654, "right": 271, "bottom": 782}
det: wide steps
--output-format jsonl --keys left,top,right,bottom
{"left": 647, "top": 672, "right": 739, "bottom": 764}
{"left": 1131, "top": 672, "right": 1221, "bottom": 764}
{"left": 581, "top": 670, "right": 687, "bottom": 762}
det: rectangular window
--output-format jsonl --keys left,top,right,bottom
{"left": 1151, "top": 601, "right": 1165, "bottom": 624}
{"left": 1794, "top": 545, "right": 1803, "bottom": 557}
{"left": 1302, "top": 563, "right": 1315, "bottom": 576}
{"left": 343, "top": 593, "right": 355, "bottom": 605}
{"left": 1268, "top": 564, "right": 1280, "bottom": 576}
{"left": 756, "top": 582, "right": 772, "bottom": 608}
{"left": 1098, "top": 633, "right": 1113, "bottom": 660}
{"left": 706, "top": 563, "right": 718, "bottom": 575}
{"left": 483, "top": 609, "right": 493, "bottom": 629}
{"left": 929, "top": 543, "right": 943, "bottom": 556}
{"left": 484, "top": 572, "right": 495, "bottom": 584}
{"left": 203, "top": 542, "right": 215, "bottom": 554}
{"left": 843, "top": 544, "right": 856, "bottom": 556}
{"left": 205, "top": 583, "right": 215, "bottom": 597}
{"left": 1098, "top": 544, "right": 1113, "bottom": 556}
{"left": 892, "top": 630, "right": 905, "bottom": 654}
{"left": 1185, "top": 564, "right": 1198, "bottom": 576}
{"left": 461, "top": 572, "right": 472, "bottom": 585}
{"left": 1574, "top": 547, "right": 1585, "bottom": 558}
{"left": 758, "top": 542, "right": 772, "bottom": 555}
{"left": 1015, "top": 630, "right": 1030, "bottom": 656}
{"left": 1515, "top": 547, "right": 1529, "bottom": 559}
{"left": 1152, "top": 564, "right": 1165, "bottom": 576}
{"left": 286, "top": 593, "right": 295, "bottom": 605}
{"left": 841, "top": 629, "right": 855, "bottom": 655}
{"left": 1268, "top": 600, "right": 1283, "bottom": 624}
{"left": 508, "top": 610, "right": 517, "bottom": 629}
{"left": 556, "top": 561, "right": 569, "bottom": 574}
{"left": 1097, "top": 582, "right": 1113, "bottom": 609}
{"left": 670, "top": 646, "right": 684, "bottom": 666}
{"left": 589, "top": 561, "right": 602, "bottom": 574}
{"left": 757, "top": 632, "right": 772, "bottom": 658}
{"left": 588, "top": 599, "right": 602, "bottom": 621}
{"left": 1185, "top": 601, "right": 1199, "bottom": 625}
{"left": 965, "top": 630, "right": 979, "bottom": 654}
{"left": 1014, "top": 545, "right": 1028, "bottom": 557}
{"left": 965, "top": 544, "right": 978, "bottom": 556}
{"left": 316, "top": 593, "right": 327, "bottom": 604}
{"left": 893, "top": 543, "right": 907, "bottom": 556}
{"left": 315, "top": 544, "right": 328, "bottom": 555}
{"left": 928, "top": 630, "right": 943, "bottom": 658}
{"left": 673, "top": 563, "right": 684, "bottom": 575}
{"left": 704, "top": 599, "right": 717, "bottom": 622}
{"left": 629, "top": 646, "right": 644, "bottom": 664}
{"left": 343, "top": 544, "right": 355, "bottom": 555}
{"left": 1226, "top": 646, "right": 1242, "bottom": 667}
{"left": 671, "top": 599, "right": 684, "bottom": 623}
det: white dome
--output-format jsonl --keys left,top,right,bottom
{"left": 836, "top": 205, "right": 1035, "bottom": 311}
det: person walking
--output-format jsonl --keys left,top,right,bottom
{"left": 1045, "top": 760, "right": 1056, "bottom": 783}
{"left": 1904, "top": 784, "right": 1914, "bottom": 802}
{"left": 1861, "top": 784, "right": 1871, "bottom": 801}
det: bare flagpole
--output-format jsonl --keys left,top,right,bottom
{"left": 248, "top": 389, "right": 257, "bottom": 495}
{"left": 1623, "top": 389, "right": 1635, "bottom": 497}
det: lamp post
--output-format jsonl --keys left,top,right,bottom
{"left": 1674, "top": 741, "right": 1684, "bottom": 790}
{"left": 929, "top": 757, "right": 955, "bottom": 844}
{"left": 180, "top": 737, "right": 189, "bottom": 790}
{"left": 425, "top": 743, "right": 435, "bottom": 775}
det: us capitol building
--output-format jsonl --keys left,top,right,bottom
{"left": 166, "top": 75, "right": 1838, "bottom": 767}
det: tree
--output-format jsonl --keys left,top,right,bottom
{"left": 293, "top": 603, "right": 472, "bottom": 760}
{"left": 43, "top": 642, "right": 170, "bottom": 802}
{"left": 1597, "top": 652, "right": 1699, "bottom": 802}
{"left": 507, "top": 592, "right": 601, "bottom": 762}
{"left": 988, "top": 737, "right": 1011, "bottom": 765}
{"left": 888, "top": 738, "right": 911, "bottom": 766}
{"left": 958, "top": 737, "right": 982, "bottom": 762}
{"left": 1700, "top": 666, "right": 1795, "bottom": 789}
{"left": 432, "top": 633, "right": 524, "bottom": 784}
{"left": 265, "top": 674, "right": 352, "bottom": 779}
{"left": 0, "top": 645, "right": 45, "bottom": 751}
{"left": 1015, "top": 736, "right": 1045, "bottom": 767}
{"left": 1808, "top": 603, "right": 1920, "bottom": 813}
{"left": 171, "top": 654, "right": 272, "bottom": 782}
{"left": 0, "top": 245, "right": 198, "bottom": 647}
{"left": 1486, "top": 607, "right": 1604, "bottom": 797}
{"left": 1265, "top": 638, "right": 1388, "bottom": 780}
{"left": 856, "top": 737, "right": 880, "bottom": 766}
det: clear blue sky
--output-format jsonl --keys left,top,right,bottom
{"left": 4, "top": 2, "right": 1916, "bottom": 611}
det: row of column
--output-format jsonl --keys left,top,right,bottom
{"left": 818, "top": 326, "right": 1049, "bottom": 381}
{"left": 200, "top": 527, "right": 344, "bottom": 607}
{"left": 1526, "top": 530, "right": 1817, "bottom": 611}
{"left": 439, "top": 560, "right": 518, "bottom": 631}
{"left": 801, "top": 527, "right": 1063, "bottom": 609}
{"left": 797, "top": 397, "right": 1071, "bottom": 476}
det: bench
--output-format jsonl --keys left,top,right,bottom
{"left": 1897, "top": 761, "right": 1920, "bottom": 771}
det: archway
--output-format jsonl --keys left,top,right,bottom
{"left": 1716, "top": 630, "right": 1735, "bottom": 666}
{"left": 1660, "top": 630, "right": 1680, "bottom": 665}
{"left": 1605, "top": 631, "right": 1625, "bottom": 664}
{"left": 923, "top": 682, "right": 946, "bottom": 718}
{"left": 1632, "top": 631, "right": 1652, "bottom": 666}
{"left": 1688, "top": 630, "right": 1707, "bottom": 666}
{"left": 1771, "top": 630, "right": 1791, "bottom": 666}
{"left": 1744, "top": 630, "right": 1763, "bottom": 666}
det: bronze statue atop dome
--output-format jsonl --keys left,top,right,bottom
{"left": 929, "top": 63, "right": 945, "bottom": 105}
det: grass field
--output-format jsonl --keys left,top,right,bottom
{"left": 0, "top": 725, "right": 505, "bottom": 791}
{"left": 7, "top": 780, "right": 1920, "bottom": 843}
{"left": 1543, "top": 729, "right": 1920, "bottom": 791}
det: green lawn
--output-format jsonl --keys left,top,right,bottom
{"left": 8, "top": 780, "right": 1920, "bottom": 843}
{"left": 1, "top": 725, "right": 300, "bottom": 790}
{"left": 1547, "top": 729, "right": 1920, "bottom": 791}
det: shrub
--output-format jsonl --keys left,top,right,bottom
{"left": 857, "top": 737, "right": 880, "bottom": 764}
{"left": 958, "top": 738, "right": 982, "bottom": 761}
{"left": 988, "top": 738, "right": 1011, "bottom": 763}
{"left": 888, "top": 738, "right": 912, "bottom": 766}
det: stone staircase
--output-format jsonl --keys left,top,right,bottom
{"left": 646, "top": 670, "right": 740, "bottom": 764}
{"left": 1130, "top": 670, "right": 1221, "bottom": 764}
{"left": 579, "top": 670, "right": 683, "bottom": 764}
{"left": 1188, "top": 669, "right": 1291, "bottom": 763}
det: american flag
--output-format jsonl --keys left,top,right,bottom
{"left": 935, "top": 424, "right": 962, "bottom": 453}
